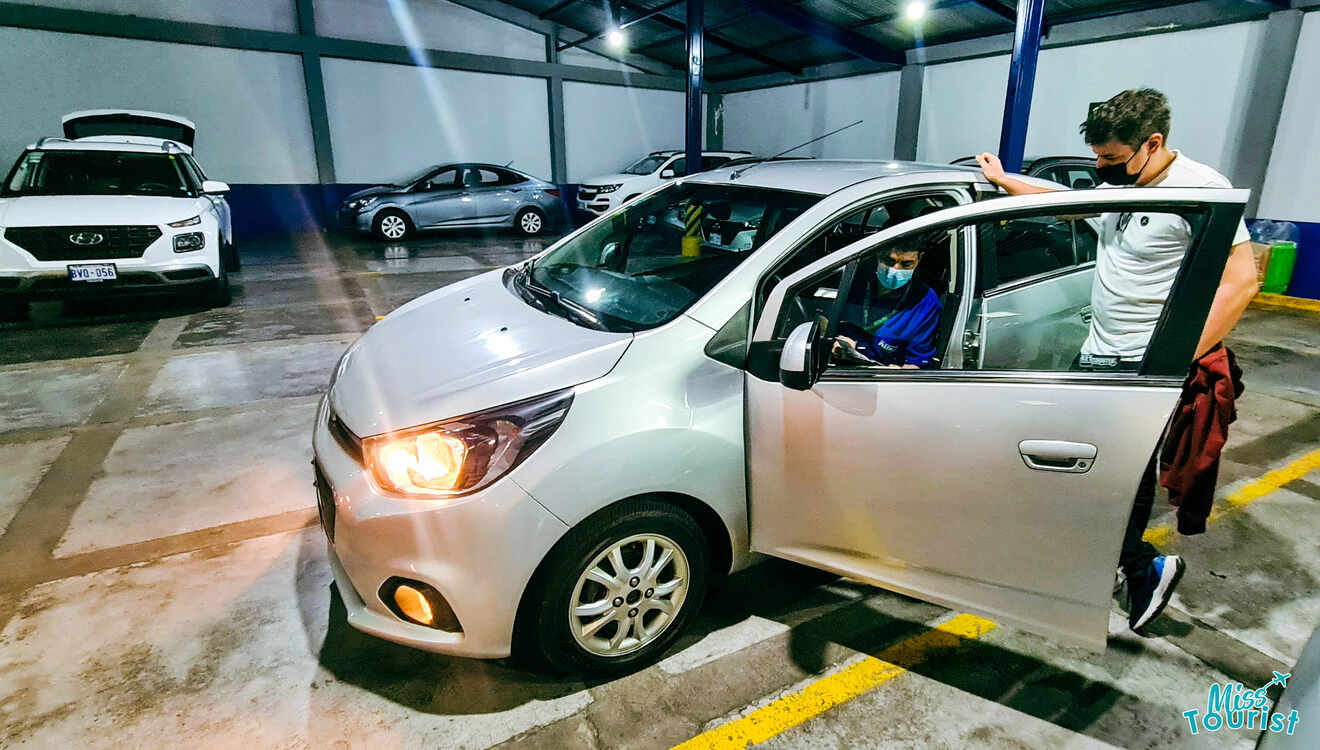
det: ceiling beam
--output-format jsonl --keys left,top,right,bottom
{"left": 616, "top": 0, "right": 802, "bottom": 75}
{"left": 556, "top": 0, "right": 684, "bottom": 53}
{"left": 538, "top": 0, "right": 583, "bottom": 20}
{"left": 730, "top": 0, "right": 904, "bottom": 66}
{"left": 970, "top": 0, "right": 1017, "bottom": 24}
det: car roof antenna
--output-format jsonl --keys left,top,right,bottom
{"left": 730, "top": 119, "right": 863, "bottom": 180}
{"left": 504, "top": 160, "right": 515, "bottom": 167}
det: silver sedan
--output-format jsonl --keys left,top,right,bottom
{"left": 339, "top": 163, "right": 563, "bottom": 240}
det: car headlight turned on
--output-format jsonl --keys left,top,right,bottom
{"left": 362, "top": 388, "right": 573, "bottom": 499}
{"left": 173, "top": 232, "right": 205, "bottom": 252}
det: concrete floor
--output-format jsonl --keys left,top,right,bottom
{"left": 0, "top": 228, "right": 1317, "bottom": 749}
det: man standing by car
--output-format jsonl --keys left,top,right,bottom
{"left": 975, "top": 88, "right": 1258, "bottom": 635}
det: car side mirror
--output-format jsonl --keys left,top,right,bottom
{"left": 779, "top": 317, "right": 829, "bottom": 391}
{"left": 201, "top": 180, "right": 230, "bottom": 195}
{"left": 660, "top": 169, "right": 676, "bottom": 179}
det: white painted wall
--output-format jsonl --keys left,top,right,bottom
{"left": 563, "top": 82, "right": 686, "bottom": 182}
{"left": 0, "top": 27, "right": 318, "bottom": 183}
{"left": 314, "top": 0, "right": 545, "bottom": 62}
{"left": 723, "top": 72, "right": 902, "bottom": 161}
{"left": 0, "top": 0, "right": 297, "bottom": 32}
{"left": 919, "top": 22, "right": 1267, "bottom": 175}
{"left": 322, "top": 57, "right": 552, "bottom": 183}
{"left": 1258, "top": 12, "right": 1320, "bottom": 223}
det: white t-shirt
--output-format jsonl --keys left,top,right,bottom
{"left": 1081, "top": 151, "right": 1251, "bottom": 360}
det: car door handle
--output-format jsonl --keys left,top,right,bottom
{"left": 1018, "top": 440, "right": 1097, "bottom": 473}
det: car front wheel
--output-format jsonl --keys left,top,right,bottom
{"left": 373, "top": 210, "right": 411, "bottom": 241}
{"left": 515, "top": 207, "right": 546, "bottom": 236}
{"left": 519, "top": 499, "right": 708, "bottom": 676}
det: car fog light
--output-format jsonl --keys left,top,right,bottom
{"left": 380, "top": 578, "right": 461, "bottom": 631}
{"left": 173, "top": 232, "right": 205, "bottom": 253}
{"left": 394, "top": 585, "right": 434, "bottom": 625}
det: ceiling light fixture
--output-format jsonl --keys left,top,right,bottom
{"left": 606, "top": 28, "right": 627, "bottom": 48}
{"left": 905, "top": 1, "right": 928, "bottom": 21}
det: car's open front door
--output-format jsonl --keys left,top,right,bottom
{"left": 745, "top": 187, "right": 1248, "bottom": 649}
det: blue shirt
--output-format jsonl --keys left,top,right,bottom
{"left": 839, "top": 280, "right": 943, "bottom": 368}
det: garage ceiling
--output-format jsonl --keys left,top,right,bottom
{"left": 500, "top": 0, "right": 1247, "bottom": 82}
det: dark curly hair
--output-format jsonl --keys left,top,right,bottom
{"left": 1079, "top": 88, "right": 1171, "bottom": 149}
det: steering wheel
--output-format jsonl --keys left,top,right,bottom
{"left": 137, "top": 182, "right": 172, "bottom": 194}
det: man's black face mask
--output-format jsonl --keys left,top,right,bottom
{"left": 1097, "top": 141, "right": 1154, "bottom": 186}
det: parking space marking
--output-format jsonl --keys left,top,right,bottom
{"left": 672, "top": 613, "right": 996, "bottom": 750}
{"left": 1144, "top": 447, "right": 1320, "bottom": 547}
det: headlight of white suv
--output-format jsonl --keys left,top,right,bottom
{"left": 168, "top": 215, "right": 202, "bottom": 227}
{"left": 596, "top": 184, "right": 622, "bottom": 194}
{"left": 363, "top": 389, "right": 573, "bottom": 499}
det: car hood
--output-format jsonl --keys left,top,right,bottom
{"left": 343, "top": 185, "right": 401, "bottom": 203}
{"left": 582, "top": 173, "right": 644, "bottom": 186}
{"left": 330, "top": 269, "right": 632, "bottom": 437}
{"left": 0, "top": 195, "right": 203, "bottom": 227}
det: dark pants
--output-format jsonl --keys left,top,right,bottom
{"left": 1120, "top": 448, "right": 1162, "bottom": 579}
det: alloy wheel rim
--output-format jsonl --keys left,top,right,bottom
{"left": 521, "top": 213, "right": 541, "bottom": 234}
{"left": 381, "top": 215, "right": 406, "bottom": 238}
{"left": 569, "top": 533, "right": 689, "bottom": 658}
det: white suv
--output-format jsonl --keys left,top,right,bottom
{"left": 576, "top": 149, "right": 751, "bottom": 216}
{"left": 0, "top": 110, "right": 235, "bottom": 319}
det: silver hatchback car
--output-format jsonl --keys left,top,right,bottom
{"left": 339, "top": 163, "right": 562, "bottom": 240}
{"left": 314, "top": 159, "right": 1246, "bottom": 675}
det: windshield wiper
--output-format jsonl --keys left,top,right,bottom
{"left": 516, "top": 265, "right": 609, "bottom": 331}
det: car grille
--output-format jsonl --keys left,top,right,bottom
{"left": 314, "top": 461, "right": 336, "bottom": 543}
{"left": 5, "top": 225, "right": 162, "bottom": 261}
{"left": 577, "top": 186, "right": 600, "bottom": 200}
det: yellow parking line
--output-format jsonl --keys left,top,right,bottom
{"left": 672, "top": 613, "right": 996, "bottom": 750}
{"left": 1143, "top": 447, "right": 1320, "bottom": 547}
{"left": 1249, "top": 293, "right": 1320, "bottom": 315}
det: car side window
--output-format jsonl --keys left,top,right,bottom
{"left": 477, "top": 168, "right": 501, "bottom": 185}
{"left": 425, "top": 168, "right": 459, "bottom": 190}
{"left": 667, "top": 158, "right": 686, "bottom": 176}
{"left": 495, "top": 168, "right": 528, "bottom": 186}
{"left": 977, "top": 215, "right": 1097, "bottom": 291}
{"left": 774, "top": 227, "right": 960, "bottom": 370}
{"left": 758, "top": 193, "right": 960, "bottom": 316}
{"left": 967, "top": 207, "right": 1205, "bottom": 372}
{"left": 702, "top": 156, "right": 730, "bottom": 171}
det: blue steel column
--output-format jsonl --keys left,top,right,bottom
{"left": 685, "top": 0, "right": 704, "bottom": 176}
{"left": 996, "top": 0, "right": 1046, "bottom": 175}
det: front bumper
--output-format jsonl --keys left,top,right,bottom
{"left": 338, "top": 207, "right": 374, "bottom": 233}
{"left": 0, "top": 264, "right": 218, "bottom": 300}
{"left": 576, "top": 190, "right": 617, "bottom": 216}
{"left": 311, "top": 394, "right": 569, "bottom": 658}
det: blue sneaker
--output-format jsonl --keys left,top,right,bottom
{"left": 1129, "top": 555, "right": 1186, "bottom": 635}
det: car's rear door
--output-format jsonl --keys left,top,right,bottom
{"left": 745, "top": 187, "right": 1247, "bottom": 650}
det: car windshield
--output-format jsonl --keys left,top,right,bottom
{"left": 622, "top": 155, "right": 670, "bottom": 175}
{"left": 3, "top": 150, "right": 195, "bottom": 197}
{"left": 511, "top": 182, "right": 820, "bottom": 332}
{"left": 392, "top": 165, "right": 438, "bottom": 187}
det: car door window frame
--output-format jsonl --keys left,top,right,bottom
{"left": 979, "top": 216, "right": 1098, "bottom": 296}
{"left": 753, "top": 186, "right": 973, "bottom": 325}
{"left": 753, "top": 188, "right": 1248, "bottom": 385}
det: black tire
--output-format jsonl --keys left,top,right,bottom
{"left": 373, "top": 209, "right": 412, "bottom": 242}
{"left": 514, "top": 207, "right": 547, "bottom": 237}
{"left": 0, "top": 299, "right": 29, "bottom": 322}
{"left": 517, "top": 499, "right": 709, "bottom": 676}
{"left": 209, "top": 268, "right": 231, "bottom": 307}
{"left": 223, "top": 236, "right": 241, "bottom": 272}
